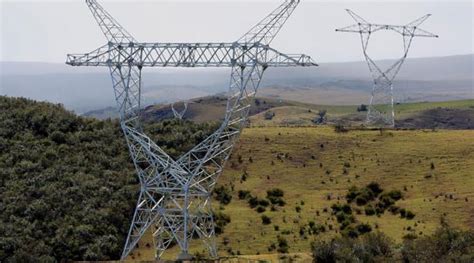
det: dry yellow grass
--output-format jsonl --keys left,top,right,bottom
{"left": 216, "top": 127, "right": 474, "bottom": 255}
{"left": 127, "top": 126, "right": 474, "bottom": 261}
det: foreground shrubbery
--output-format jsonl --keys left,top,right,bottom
{"left": 312, "top": 232, "right": 394, "bottom": 263}
{"left": 401, "top": 220, "right": 474, "bottom": 262}
{"left": 0, "top": 97, "right": 217, "bottom": 262}
{"left": 311, "top": 222, "right": 474, "bottom": 263}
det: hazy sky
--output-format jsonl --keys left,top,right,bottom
{"left": 1, "top": 0, "right": 473, "bottom": 63}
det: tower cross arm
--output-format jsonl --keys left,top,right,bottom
{"left": 66, "top": 42, "right": 317, "bottom": 68}
{"left": 264, "top": 47, "right": 318, "bottom": 67}
{"left": 336, "top": 23, "right": 438, "bottom": 38}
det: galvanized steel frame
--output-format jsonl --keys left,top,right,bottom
{"left": 66, "top": 0, "right": 316, "bottom": 260}
{"left": 336, "top": 9, "right": 438, "bottom": 127}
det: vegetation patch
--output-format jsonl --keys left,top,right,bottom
{"left": 346, "top": 182, "right": 414, "bottom": 219}
{"left": 312, "top": 221, "right": 474, "bottom": 262}
{"left": 0, "top": 97, "right": 217, "bottom": 261}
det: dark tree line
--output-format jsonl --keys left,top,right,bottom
{"left": 0, "top": 96, "right": 217, "bottom": 262}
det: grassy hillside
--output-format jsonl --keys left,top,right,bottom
{"left": 249, "top": 99, "right": 474, "bottom": 128}
{"left": 211, "top": 127, "right": 474, "bottom": 256}
{"left": 130, "top": 126, "right": 474, "bottom": 261}
{"left": 86, "top": 95, "right": 474, "bottom": 130}
{"left": 2, "top": 96, "right": 473, "bottom": 261}
{"left": 140, "top": 96, "right": 320, "bottom": 124}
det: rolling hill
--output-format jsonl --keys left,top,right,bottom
{"left": 1, "top": 96, "right": 473, "bottom": 262}
{"left": 130, "top": 125, "right": 474, "bottom": 261}
{"left": 84, "top": 96, "right": 474, "bottom": 130}
{"left": 2, "top": 54, "right": 472, "bottom": 113}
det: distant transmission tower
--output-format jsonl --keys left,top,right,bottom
{"left": 171, "top": 101, "right": 188, "bottom": 120}
{"left": 66, "top": 0, "right": 316, "bottom": 260}
{"left": 336, "top": 9, "right": 438, "bottom": 127}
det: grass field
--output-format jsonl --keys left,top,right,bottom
{"left": 126, "top": 125, "right": 474, "bottom": 261}
{"left": 249, "top": 99, "right": 474, "bottom": 127}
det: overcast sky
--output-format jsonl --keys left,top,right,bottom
{"left": 1, "top": 0, "right": 473, "bottom": 63}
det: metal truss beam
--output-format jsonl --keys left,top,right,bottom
{"left": 336, "top": 9, "right": 438, "bottom": 127}
{"left": 67, "top": 0, "right": 316, "bottom": 260}
{"left": 66, "top": 42, "right": 315, "bottom": 68}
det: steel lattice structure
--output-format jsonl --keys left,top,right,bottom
{"left": 66, "top": 0, "right": 316, "bottom": 260}
{"left": 171, "top": 101, "right": 188, "bottom": 120}
{"left": 336, "top": 9, "right": 438, "bottom": 127}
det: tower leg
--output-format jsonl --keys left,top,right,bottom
{"left": 367, "top": 77, "right": 395, "bottom": 127}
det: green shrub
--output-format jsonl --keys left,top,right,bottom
{"left": 366, "top": 182, "right": 383, "bottom": 196}
{"left": 213, "top": 211, "right": 231, "bottom": 235}
{"left": 276, "top": 236, "right": 289, "bottom": 253}
{"left": 248, "top": 196, "right": 259, "bottom": 208}
{"left": 342, "top": 225, "right": 360, "bottom": 238}
{"left": 309, "top": 223, "right": 326, "bottom": 235}
{"left": 405, "top": 210, "right": 416, "bottom": 220}
{"left": 346, "top": 186, "right": 359, "bottom": 202}
{"left": 386, "top": 190, "right": 403, "bottom": 201}
{"left": 365, "top": 205, "right": 376, "bottom": 216}
{"left": 261, "top": 215, "right": 272, "bottom": 225}
{"left": 346, "top": 183, "right": 380, "bottom": 205}
{"left": 267, "top": 188, "right": 286, "bottom": 206}
{"left": 49, "top": 130, "right": 66, "bottom": 144}
{"left": 377, "top": 194, "right": 395, "bottom": 210}
{"left": 388, "top": 205, "right": 399, "bottom": 215}
{"left": 400, "top": 208, "right": 407, "bottom": 218}
{"left": 311, "top": 232, "right": 394, "bottom": 262}
{"left": 248, "top": 196, "right": 269, "bottom": 209}
{"left": 238, "top": 190, "right": 251, "bottom": 200}
{"left": 311, "top": 240, "right": 337, "bottom": 263}
{"left": 331, "top": 203, "right": 352, "bottom": 214}
{"left": 401, "top": 222, "right": 474, "bottom": 262}
{"left": 356, "top": 223, "right": 372, "bottom": 234}
{"left": 267, "top": 188, "right": 284, "bottom": 197}
{"left": 213, "top": 185, "right": 233, "bottom": 205}
{"left": 355, "top": 195, "right": 369, "bottom": 206}
{"left": 264, "top": 111, "right": 275, "bottom": 120}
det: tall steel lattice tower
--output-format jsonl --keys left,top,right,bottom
{"left": 336, "top": 9, "right": 438, "bottom": 127}
{"left": 66, "top": 0, "right": 316, "bottom": 260}
{"left": 171, "top": 101, "right": 188, "bottom": 120}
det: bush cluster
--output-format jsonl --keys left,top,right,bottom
{"left": 0, "top": 97, "right": 218, "bottom": 261}
{"left": 347, "top": 182, "right": 415, "bottom": 219}
{"left": 401, "top": 221, "right": 474, "bottom": 262}
{"left": 239, "top": 188, "right": 285, "bottom": 213}
{"left": 330, "top": 203, "right": 371, "bottom": 238}
{"left": 312, "top": 232, "right": 394, "bottom": 262}
{"left": 267, "top": 188, "right": 286, "bottom": 206}
{"left": 213, "top": 212, "right": 231, "bottom": 235}
{"left": 213, "top": 185, "right": 233, "bottom": 205}
{"left": 312, "top": 222, "right": 474, "bottom": 262}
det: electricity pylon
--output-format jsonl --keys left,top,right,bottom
{"left": 336, "top": 9, "right": 438, "bottom": 127}
{"left": 66, "top": 0, "right": 316, "bottom": 260}
{"left": 171, "top": 101, "right": 188, "bottom": 120}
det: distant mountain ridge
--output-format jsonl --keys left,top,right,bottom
{"left": 1, "top": 54, "right": 472, "bottom": 113}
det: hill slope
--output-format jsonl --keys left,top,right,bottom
{"left": 0, "top": 96, "right": 217, "bottom": 262}
{"left": 131, "top": 127, "right": 474, "bottom": 260}
{"left": 85, "top": 96, "right": 474, "bottom": 129}
{"left": 1, "top": 96, "right": 473, "bottom": 261}
{"left": 210, "top": 127, "right": 474, "bottom": 256}
{"left": 2, "top": 54, "right": 472, "bottom": 113}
